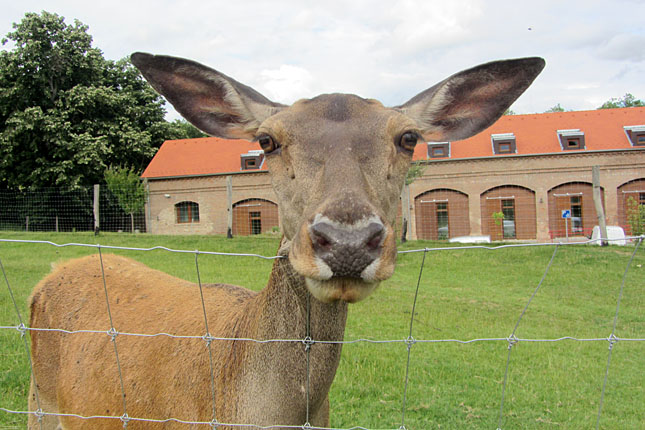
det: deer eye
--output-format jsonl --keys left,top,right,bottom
{"left": 398, "top": 132, "right": 420, "bottom": 153}
{"left": 257, "top": 134, "right": 280, "bottom": 154}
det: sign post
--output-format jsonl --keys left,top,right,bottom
{"left": 562, "top": 209, "right": 571, "bottom": 242}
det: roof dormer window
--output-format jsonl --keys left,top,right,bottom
{"left": 491, "top": 133, "right": 516, "bottom": 155}
{"left": 240, "top": 150, "right": 265, "bottom": 170}
{"left": 624, "top": 125, "right": 645, "bottom": 146}
{"left": 428, "top": 142, "right": 450, "bottom": 158}
{"left": 557, "top": 129, "right": 585, "bottom": 150}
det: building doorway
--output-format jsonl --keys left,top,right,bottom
{"left": 481, "top": 186, "right": 536, "bottom": 240}
{"left": 414, "top": 189, "right": 469, "bottom": 240}
{"left": 548, "top": 182, "right": 602, "bottom": 239}
{"left": 232, "top": 199, "right": 279, "bottom": 235}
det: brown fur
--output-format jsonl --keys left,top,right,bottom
{"left": 29, "top": 54, "right": 544, "bottom": 429}
{"left": 29, "top": 251, "right": 346, "bottom": 429}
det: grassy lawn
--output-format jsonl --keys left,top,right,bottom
{"left": 0, "top": 231, "right": 643, "bottom": 429}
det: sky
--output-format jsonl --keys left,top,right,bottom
{"left": 2, "top": 0, "right": 645, "bottom": 121}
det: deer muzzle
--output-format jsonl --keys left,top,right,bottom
{"left": 309, "top": 215, "right": 385, "bottom": 279}
{"left": 289, "top": 213, "right": 397, "bottom": 303}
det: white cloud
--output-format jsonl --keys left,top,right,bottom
{"left": 597, "top": 33, "right": 645, "bottom": 62}
{"left": 2, "top": 0, "right": 645, "bottom": 114}
{"left": 259, "top": 65, "right": 315, "bottom": 104}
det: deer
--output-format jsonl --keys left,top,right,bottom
{"left": 28, "top": 53, "right": 544, "bottom": 429}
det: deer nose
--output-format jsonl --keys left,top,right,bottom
{"left": 309, "top": 219, "right": 385, "bottom": 278}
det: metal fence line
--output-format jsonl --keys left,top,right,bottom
{"left": 496, "top": 244, "right": 560, "bottom": 430}
{"left": 0, "top": 254, "right": 44, "bottom": 430}
{"left": 595, "top": 236, "right": 643, "bottom": 430}
{"left": 194, "top": 252, "right": 221, "bottom": 428}
{"left": 3, "top": 326, "right": 645, "bottom": 345}
{"left": 0, "top": 185, "right": 148, "bottom": 234}
{"left": 396, "top": 235, "right": 643, "bottom": 254}
{"left": 0, "top": 238, "right": 286, "bottom": 259}
{"left": 1, "top": 236, "right": 644, "bottom": 429}
{"left": 0, "top": 235, "right": 643, "bottom": 259}
{"left": 97, "top": 247, "right": 130, "bottom": 427}
{"left": 0, "top": 408, "right": 383, "bottom": 430}
{"left": 399, "top": 249, "right": 427, "bottom": 430}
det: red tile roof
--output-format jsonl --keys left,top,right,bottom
{"left": 142, "top": 107, "right": 645, "bottom": 178}
{"left": 412, "top": 106, "right": 645, "bottom": 161}
{"left": 142, "top": 137, "right": 266, "bottom": 178}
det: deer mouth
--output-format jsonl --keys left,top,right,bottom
{"left": 304, "top": 277, "right": 380, "bottom": 303}
{"left": 289, "top": 214, "right": 397, "bottom": 303}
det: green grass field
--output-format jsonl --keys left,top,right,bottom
{"left": 1, "top": 231, "right": 643, "bottom": 429}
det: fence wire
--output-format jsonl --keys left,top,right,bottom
{"left": 0, "top": 236, "right": 643, "bottom": 429}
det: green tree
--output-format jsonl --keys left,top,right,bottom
{"left": 0, "top": 11, "right": 170, "bottom": 190}
{"left": 405, "top": 161, "right": 426, "bottom": 185}
{"left": 166, "top": 119, "right": 208, "bottom": 139}
{"left": 104, "top": 166, "right": 147, "bottom": 233}
{"left": 625, "top": 196, "right": 645, "bottom": 236}
{"left": 597, "top": 93, "right": 645, "bottom": 109}
{"left": 544, "top": 103, "right": 566, "bottom": 113}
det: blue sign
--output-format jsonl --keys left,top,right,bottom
{"left": 561, "top": 209, "right": 571, "bottom": 219}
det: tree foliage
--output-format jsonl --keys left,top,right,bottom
{"left": 626, "top": 196, "right": 645, "bottom": 236}
{"left": 0, "top": 11, "right": 173, "bottom": 190}
{"left": 166, "top": 119, "right": 208, "bottom": 140}
{"left": 544, "top": 103, "right": 567, "bottom": 113}
{"left": 405, "top": 161, "right": 426, "bottom": 185}
{"left": 597, "top": 93, "right": 645, "bottom": 109}
{"left": 104, "top": 165, "right": 147, "bottom": 233}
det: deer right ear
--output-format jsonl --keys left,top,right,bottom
{"left": 398, "top": 57, "right": 545, "bottom": 142}
{"left": 131, "top": 52, "right": 285, "bottom": 139}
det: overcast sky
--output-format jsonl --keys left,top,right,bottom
{"left": 2, "top": 1, "right": 645, "bottom": 120}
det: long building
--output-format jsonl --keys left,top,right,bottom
{"left": 141, "top": 107, "right": 645, "bottom": 241}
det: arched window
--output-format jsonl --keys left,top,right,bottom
{"left": 481, "top": 185, "right": 536, "bottom": 240}
{"left": 175, "top": 201, "right": 199, "bottom": 224}
{"left": 547, "top": 182, "right": 600, "bottom": 238}
{"left": 414, "top": 189, "right": 469, "bottom": 240}
{"left": 232, "top": 199, "right": 278, "bottom": 235}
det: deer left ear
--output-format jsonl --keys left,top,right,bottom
{"left": 131, "top": 52, "right": 285, "bottom": 139}
{"left": 397, "top": 57, "right": 545, "bottom": 142}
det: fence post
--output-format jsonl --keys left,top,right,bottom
{"left": 144, "top": 179, "right": 150, "bottom": 234}
{"left": 592, "top": 166, "right": 608, "bottom": 246}
{"left": 226, "top": 175, "right": 233, "bottom": 239}
{"left": 400, "top": 184, "right": 410, "bottom": 242}
{"left": 26, "top": 216, "right": 29, "bottom": 232}
{"left": 94, "top": 184, "right": 100, "bottom": 235}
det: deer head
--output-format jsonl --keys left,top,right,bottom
{"left": 131, "top": 53, "right": 544, "bottom": 303}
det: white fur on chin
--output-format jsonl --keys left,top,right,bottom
{"left": 305, "top": 277, "right": 379, "bottom": 303}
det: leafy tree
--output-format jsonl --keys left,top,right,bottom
{"left": 166, "top": 119, "right": 208, "bottom": 139}
{"left": 597, "top": 93, "right": 645, "bottom": 109}
{"left": 544, "top": 103, "right": 566, "bottom": 113}
{"left": 104, "top": 166, "right": 147, "bottom": 233}
{"left": 0, "top": 11, "right": 170, "bottom": 190}
{"left": 626, "top": 196, "right": 645, "bottom": 236}
{"left": 503, "top": 108, "right": 516, "bottom": 115}
{"left": 405, "top": 161, "right": 426, "bottom": 185}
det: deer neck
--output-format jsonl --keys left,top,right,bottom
{"left": 232, "top": 238, "right": 348, "bottom": 425}
{"left": 256, "top": 240, "right": 349, "bottom": 342}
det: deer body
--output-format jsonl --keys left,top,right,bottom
{"left": 29, "top": 248, "right": 344, "bottom": 428}
{"left": 28, "top": 53, "right": 544, "bottom": 429}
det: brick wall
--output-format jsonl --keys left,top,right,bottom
{"left": 145, "top": 149, "right": 644, "bottom": 241}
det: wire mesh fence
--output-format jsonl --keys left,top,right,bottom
{"left": 2, "top": 183, "right": 644, "bottom": 240}
{"left": 0, "top": 186, "right": 146, "bottom": 234}
{"left": 0, "top": 236, "right": 644, "bottom": 429}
